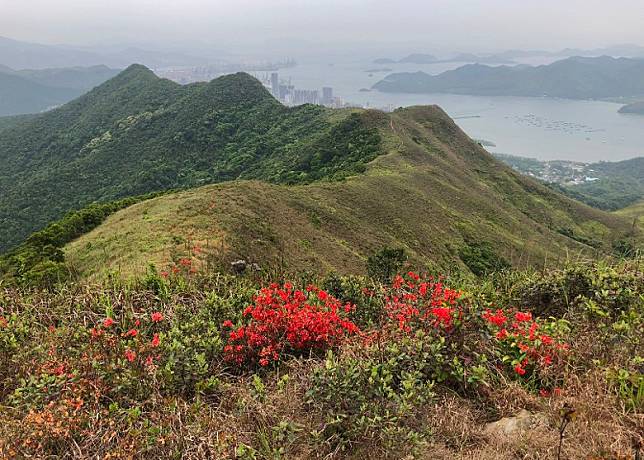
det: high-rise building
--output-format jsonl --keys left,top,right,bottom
{"left": 270, "top": 73, "right": 279, "bottom": 98}
{"left": 322, "top": 87, "right": 333, "bottom": 105}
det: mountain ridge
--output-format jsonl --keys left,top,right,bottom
{"left": 61, "top": 105, "right": 639, "bottom": 281}
{"left": 373, "top": 56, "right": 644, "bottom": 99}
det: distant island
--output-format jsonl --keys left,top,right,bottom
{"left": 373, "top": 44, "right": 644, "bottom": 67}
{"left": 373, "top": 56, "right": 644, "bottom": 99}
{"left": 619, "top": 101, "right": 644, "bottom": 114}
{"left": 373, "top": 52, "right": 515, "bottom": 65}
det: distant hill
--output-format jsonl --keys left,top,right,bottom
{"left": 373, "top": 53, "right": 514, "bottom": 65}
{"left": 11, "top": 65, "right": 121, "bottom": 89}
{"left": 0, "top": 36, "right": 204, "bottom": 69}
{"left": 0, "top": 65, "right": 382, "bottom": 252}
{"left": 619, "top": 101, "right": 644, "bottom": 114}
{"left": 373, "top": 56, "right": 644, "bottom": 99}
{"left": 497, "top": 154, "right": 644, "bottom": 211}
{"left": 561, "top": 158, "right": 644, "bottom": 210}
{"left": 398, "top": 53, "right": 438, "bottom": 64}
{"left": 0, "top": 71, "right": 78, "bottom": 115}
{"left": 0, "top": 64, "right": 120, "bottom": 115}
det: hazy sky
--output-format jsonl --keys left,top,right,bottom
{"left": 3, "top": 0, "right": 644, "bottom": 56}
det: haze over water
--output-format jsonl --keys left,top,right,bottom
{"left": 275, "top": 56, "right": 644, "bottom": 163}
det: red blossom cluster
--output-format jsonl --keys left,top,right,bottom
{"left": 222, "top": 283, "right": 359, "bottom": 367}
{"left": 482, "top": 307, "right": 568, "bottom": 378}
{"left": 88, "top": 311, "right": 165, "bottom": 368}
{"left": 384, "top": 272, "right": 463, "bottom": 333}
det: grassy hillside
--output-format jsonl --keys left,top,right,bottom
{"left": 616, "top": 199, "right": 644, "bottom": 226}
{"left": 374, "top": 56, "right": 644, "bottom": 99}
{"left": 0, "top": 65, "right": 380, "bottom": 252}
{"left": 63, "top": 106, "right": 640, "bottom": 281}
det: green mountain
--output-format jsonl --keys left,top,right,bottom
{"left": 0, "top": 64, "right": 120, "bottom": 115}
{"left": 0, "top": 65, "right": 382, "bottom": 253}
{"left": 373, "top": 56, "right": 644, "bottom": 99}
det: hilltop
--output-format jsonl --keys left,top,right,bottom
{"left": 0, "top": 65, "right": 381, "bottom": 252}
{"left": 373, "top": 56, "right": 644, "bottom": 99}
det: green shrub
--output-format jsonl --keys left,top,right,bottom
{"left": 458, "top": 241, "right": 510, "bottom": 277}
{"left": 367, "top": 247, "right": 406, "bottom": 283}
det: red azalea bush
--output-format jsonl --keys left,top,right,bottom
{"left": 222, "top": 283, "right": 360, "bottom": 367}
{"left": 383, "top": 272, "right": 464, "bottom": 333}
{"left": 482, "top": 307, "right": 569, "bottom": 388}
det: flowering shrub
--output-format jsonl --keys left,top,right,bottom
{"left": 482, "top": 307, "right": 569, "bottom": 387}
{"left": 383, "top": 272, "right": 464, "bottom": 333}
{"left": 222, "top": 283, "right": 359, "bottom": 367}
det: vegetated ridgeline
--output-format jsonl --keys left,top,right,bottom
{"left": 64, "top": 105, "right": 639, "bottom": 281}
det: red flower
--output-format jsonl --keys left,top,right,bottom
{"left": 222, "top": 320, "right": 234, "bottom": 328}
{"left": 515, "top": 311, "right": 532, "bottom": 322}
{"left": 103, "top": 318, "right": 115, "bottom": 328}
{"left": 496, "top": 328, "right": 508, "bottom": 340}
{"left": 151, "top": 333, "right": 160, "bottom": 347}
{"left": 151, "top": 312, "right": 164, "bottom": 323}
{"left": 483, "top": 309, "right": 507, "bottom": 327}
{"left": 539, "top": 388, "right": 551, "bottom": 397}
{"left": 431, "top": 307, "right": 453, "bottom": 327}
{"left": 317, "top": 290, "right": 328, "bottom": 301}
{"left": 160, "top": 271, "right": 169, "bottom": 278}
{"left": 124, "top": 349, "right": 136, "bottom": 362}
{"left": 125, "top": 329, "right": 138, "bottom": 338}
{"left": 514, "top": 363, "right": 526, "bottom": 375}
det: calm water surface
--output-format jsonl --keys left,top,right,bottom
{"left": 272, "top": 57, "right": 643, "bottom": 162}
